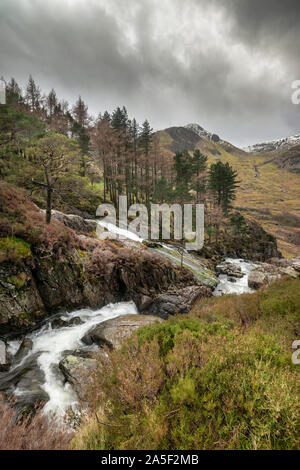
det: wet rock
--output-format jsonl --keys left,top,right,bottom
{"left": 59, "top": 350, "right": 98, "bottom": 394}
{"left": 68, "top": 316, "right": 83, "bottom": 326}
{"left": 14, "top": 338, "right": 33, "bottom": 363}
{"left": 142, "top": 285, "right": 212, "bottom": 318}
{"left": 142, "top": 240, "right": 162, "bottom": 249}
{"left": 199, "top": 219, "right": 281, "bottom": 263}
{"left": 0, "top": 352, "right": 42, "bottom": 393}
{"left": 14, "top": 368, "right": 49, "bottom": 410}
{"left": 51, "top": 318, "right": 69, "bottom": 329}
{"left": 0, "top": 263, "right": 46, "bottom": 336}
{"left": 81, "top": 315, "right": 163, "bottom": 349}
{"left": 139, "top": 295, "right": 153, "bottom": 311}
{"left": 51, "top": 316, "right": 83, "bottom": 329}
{"left": 216, "top": 262, "right": 244, "bottom": 278}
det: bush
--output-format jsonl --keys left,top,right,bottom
{"left": 0, "top": 181, "right": 82, "bottom": 260}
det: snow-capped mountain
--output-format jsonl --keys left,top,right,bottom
{"left": 184, "top": 123, "right": 221, "bottom": 143}
{"left": 244, "top": 135, "right": 300, "bottom": 154}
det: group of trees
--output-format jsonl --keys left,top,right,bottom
{"left": 92, "top": 107, "right": 170, "bottom": 208}
{"left": 1, "top": 75, "right": 240, "bottom": 237}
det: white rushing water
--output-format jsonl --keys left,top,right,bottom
{"left": 9, "top": 301, "right": 138, "bottom": 418}
{"left": 213, "top": 258, "right": 259, "bottom": 296}
{"left": 96, "top": 219, "right": 144, "bottom": 242}
{"left": 4, "top": 221, "right": 258, "bottom": 419}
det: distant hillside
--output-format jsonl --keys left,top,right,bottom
{"left": 244, "top": 134, "right": 300, "bottom": 154}
{"left": 156, "top": 123, "right": 300, "bottom": 258}
{"left": 156, "top": 123, "right": 247, "bottom": 162}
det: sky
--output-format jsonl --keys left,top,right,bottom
{"left": 1, "top": 0, "right": 300, "bottom": 147}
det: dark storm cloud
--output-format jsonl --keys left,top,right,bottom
{"left": 0, "top": 0, "right": 299, "bottom": 146}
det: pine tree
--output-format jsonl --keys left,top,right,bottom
{"left": 191, "top": 150, "right": 207, "bottom": 202}
{"left": 174, "top": 150, "right": 193, "bottom": 185}
{"left": 139, "top": 120, "right": 153, "bottom": 209}
{"left": 6, "top": 78, "right": 22, "bottom": 106}
{"left": 25, "top": 75, "right": 41, "bottom": 112}
{"left": 47, "top": 89, "right": 58, "bottom": 116}
{"left": 72, "top": 96, "right": 89, "bottom": 127}
{"left": 208, "top": 161, "right": 239, "bottom": 213}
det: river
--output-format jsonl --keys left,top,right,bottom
{"left": 1, "top": 222, "right": 258, "bottom": 419}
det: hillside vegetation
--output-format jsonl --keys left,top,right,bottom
{"left": 73, "top": 277, "right": 300, "bottom": 450}
{"left": 157, "top": 126, "right": 300, "bottom": 257}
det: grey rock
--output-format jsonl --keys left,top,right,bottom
{"left": 143, "top": 285, "right": 212, "bottom": 318}
{"left": 81, "top": 314, "right": 163, "bottom": 349}
{"left": 59, "top": 350, "right": 98, "bottom": 394}
{"left": 42, "top": 209, "right": 97, "bottom": 234}
{"left": 216, "top": 262, "right": 244, "bottom": 278}
{"left": 14, "top": 338, "right": 33, "bottom": 363}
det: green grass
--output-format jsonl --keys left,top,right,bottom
{"left": 72, "top": 277, "right": 300, "bottom": 450}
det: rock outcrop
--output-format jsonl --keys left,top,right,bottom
{"left": 41, "top": 210, "right": 97, "bottom": 234}
{"left": 200, "top": 219, "right": 281, "bottom": 263}
{"left": 60, "top": 315, "right": 162, "bottom": 394}
{"left": 0, "top": 239, "right": 208, "bottom": 335}
{"left": 141, "top": 285, "right": 212, "bottom": 318}
{"left": 248, "top": 257, "right": 300, "bottom": 289}
{"left": 81, "top": 314, "right": 163, "bottom": 349}
{"left": 216, "top": 262, "right": 244, "bottom": 278}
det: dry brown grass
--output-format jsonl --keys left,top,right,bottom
{"left": 0, "top": 399, "right": 73, "bottom": 450}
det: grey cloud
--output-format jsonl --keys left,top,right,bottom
{"left": 0, "top": 0, "right": 299, "bottom": 147}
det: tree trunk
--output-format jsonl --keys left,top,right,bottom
{"left": 46, "top": 186, "right": 52, "bottom": 224}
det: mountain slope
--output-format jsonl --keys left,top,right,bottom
{"left": 156, "top": 124, "right": 300, "bottom": 258}
{"left": 244, "top": 134, "right": 300, "bottom": 154}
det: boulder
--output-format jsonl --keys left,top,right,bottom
{"left": 14, "top": 338, "right": 33, "bottom": 363}
{"left": 14, "top": 367, "right": 49, "bottom": 410}
{"left": 42, "top": 209, "right": 97, "bottom": 234}
{"left": 59, "top": 350, "right": 98, "bottom": 394}
{"left": 216, "top": 262, "right": 244, "bottom": 278}
{"left": 248, "top": 271, "right": 270, "bottom": 290}
{"left": 81, "top": 314, "right": 163, "bottom": 349}
{"left": 143, "top": 285, "right": 212, "bottom": 318}
{"left": 139, "top": 295, "right": 153, "bottom": 311}
{"left": 51, "top": 316, "right": 83, "bottom": 329}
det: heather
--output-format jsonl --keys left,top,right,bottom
{"left": 73, "top": 277, "right": 300, "bottom": 450}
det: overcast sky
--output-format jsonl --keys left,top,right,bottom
{"left": 1, "top": 0, "right": 300, "bottom": 147}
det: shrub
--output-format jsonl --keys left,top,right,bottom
{"left": 0, "top": 181, "right": 82, "bottom": 260}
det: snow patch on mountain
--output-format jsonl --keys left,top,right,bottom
{"left": 184, "top": 123, "right": 221, "bottom": 143}
{"left": 244, "top": 135, "right": 300, "bottom": 154}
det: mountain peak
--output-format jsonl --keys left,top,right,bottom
{"left": 184, "top": 123, "right": 220, "bottom": 142}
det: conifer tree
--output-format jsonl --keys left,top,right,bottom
{"left": 208, "top": 161, "right": 239, "bottom": 213}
